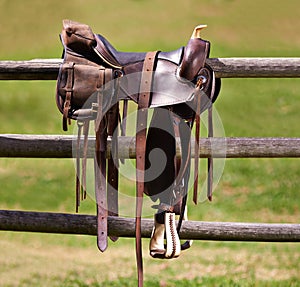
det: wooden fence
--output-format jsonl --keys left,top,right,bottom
{"left": 0, "top": 58, "right": 299, "bottom": 242}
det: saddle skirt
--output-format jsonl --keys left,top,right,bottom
{"left": 55, "top": 20, "right": 221, "bottom": 287}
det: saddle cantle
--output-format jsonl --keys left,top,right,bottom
{"left": 55, "top": 20, "right": 221, "bottom": 287}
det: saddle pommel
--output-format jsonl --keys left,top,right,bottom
{"left": 191, "top": 25, "right": 207, "bottom": 39}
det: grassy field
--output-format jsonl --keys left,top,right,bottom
{"left": 0, "top": 0, "right": 300, "bottom": 286}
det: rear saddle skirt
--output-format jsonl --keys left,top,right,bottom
{"left": 56, "top": 19, "right": 221, "bottom": 286}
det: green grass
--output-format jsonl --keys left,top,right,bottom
{"left": 0, "top": 0, "right": 300, "bottom": 286}
{"left": 20, "top": 276, "right": 300, "bottom": 287}
{"left": 1, "top": 235, "right": 299, "bottom": 286}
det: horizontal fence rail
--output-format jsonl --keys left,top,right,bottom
{"left": 0, "top": 210, "right": 299, "bottom": 242}
{"left": 0, "top": 58, "right": 299, "bottom": 244}
{"left": 1, "top": 134, "right": 300, "bottom": 158}
{"left": 1, "top": 58, "right": 300, "bottom": 80}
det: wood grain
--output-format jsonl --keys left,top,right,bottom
{"left": 0, "top": 210, "right": 299, "bottom": 242}
{"left": 1, "top": 58, "right": 300, "bottom": 79}
{"left": 1, "top": 134, "right": 300, "bottom": 158}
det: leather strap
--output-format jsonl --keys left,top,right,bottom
{"left": 180, "top": 39, "right": 210, "bottom": 205}
{"left": 105, "top": 68, "right": 120, "bottom": 242}
{"left": 193, "top": 82, "right": 202, "bottom": 205}
{"left": 119, "top": 99, "right": 128, "bottom": 165}
{"left": 207, "top": 70, "right": 216, "bottom": 201}
{"left": 95, "top": 69, "right": 108, "bottom": 252}
{"left": 171, "top": 111, "right": 192, "bottom": 251}
{"left": 95, "top": 119, "right": 108, "bottom": 252}
{"left": 63, "top": 62, "right": 75, "bottom": 131}
{"left": 107, "top": 103, "right": 119, "bottom": 242}
{"left": 76, "top": 120, "right": 84, "bottom": 212}
{"left": 135, "top": 51, "right": 158, "bottom": 287}
{"left": 81, "top": 120, "right": 90, "bottom": 200}
{"left": 207, "top": 105, "right": 213, "bottom": 201}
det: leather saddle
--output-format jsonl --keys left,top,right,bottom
{"left": 56, "top": 20, "right": 220, "bottom": 287}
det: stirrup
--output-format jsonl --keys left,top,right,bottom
{"left": 149, "top": 212, "right": 181, "bottom": 259}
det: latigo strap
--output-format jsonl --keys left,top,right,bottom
{"left": 135, "top": 51, "right": 158, "bottom": 287}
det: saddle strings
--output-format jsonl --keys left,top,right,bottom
{"left": 207, "top": 70, "right": 216, "bottom": 201}
{"left": 193, "top": 77, "right": 203, "bottom": 205}
{"left": 76, "top": 120, "right": 84, "bottom": 213}
{"left": 193, "top": 69, "right": 216, "bottom": 204}
{"left": 81, "top": 120, "right": 90, "bottom": 201}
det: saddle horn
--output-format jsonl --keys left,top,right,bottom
{"left": 179, "top": 24, "right": 209, "bottom": 81}
{"left": 191, "top": 24, "right": 207, "bottom": 39}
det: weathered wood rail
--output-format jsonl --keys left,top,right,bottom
{"left": 0, "top": 210, "right": 299, "bottom": 242}
{"left": 0, "top": 57, "right": 299, "bottom": 242}
{"left": 1, "top": 134, "right": 300, "bottom": 158}
{"left": 1, "top": 58, "right": 300, "bottom": 80}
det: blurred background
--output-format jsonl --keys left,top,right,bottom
{"left": 0, "top": 0, "right": 299, "bottom": 286}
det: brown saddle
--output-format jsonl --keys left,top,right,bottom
{"left": 56, "top": 20, "right": 221, "bottom": 287}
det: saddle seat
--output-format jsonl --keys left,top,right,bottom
{"left": 94, "top": 33, "right": 201, "bottom": 109}
{"left": 95, "top": 34, "right": 184, "bottom": 66}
